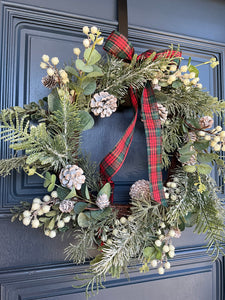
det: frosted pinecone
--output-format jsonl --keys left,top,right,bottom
{"left": 59, "top": 199, "right": 74, "bottom": 213}
{"left": 183, "top": 153, "right": 197, "bottom": 166}
{"left": 41, "top": 75, "right": 58, "bottom": 89}
{"left": 59, "top": 165, "right": 85, "bottom": 190}
{"left": 157, "top": 103, "right": 168, "bottom": 124}
{"left": 186, "top": 131, "right": 197, "bottom": 142}
{"left": 90, "top": 91, "right": 117, "bottom": 118}
{"left": 96, "top": 194, "right": 110, "bottom": 210}
{"left": 199, "top": 116, "right": 214, "bottom": 129}
{"left": 129, "top": 179, "right": 151, "bottom": 200}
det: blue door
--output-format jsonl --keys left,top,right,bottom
{"left": 0, "top": 1, "right": 225, "bottom": 299}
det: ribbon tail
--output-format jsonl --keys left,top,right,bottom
{"left": 141, "top": 81, "right": 166, "bottom": 206}
{"left": 100, "top": 87, "right": 138, "bottom": 182}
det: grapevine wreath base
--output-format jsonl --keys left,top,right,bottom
{"left": 1, "top": 25, "right": 225, "bottom": 297}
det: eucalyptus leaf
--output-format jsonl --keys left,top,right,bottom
{"left": 84, "top": 48, "right": 101, "bottom": 65}
{"left": 45, "top": 210, "right": 57, "bottom": 217}
{"left": 57, "top": 186, "right": 71, "bottom": 200}
{"left": 77, "top": 212, "right": 91, "bottom": 228}
{"left": 193, "top": 140, "right": 210, "bottom": 151}
{"left": 78, "top": 111, "right": 94, "bottom": 131}
{"left": 188, "top": 65, "right": 199, "bottom": 77}
{"left": 172, "top": 80, "right": 183, "bottom": 89}
{"left": 75, "top": 59, "right": 93, "bottom": 73}
{"left": 183, "top": 165, "right": 196, "bottom": 173}
{"left": 64, "top": 66, "right": 78, "bottom": 77}
{"left": 143, "top": 247, "right": 155, "bottom": 259}
{"left": 48, "top": 217, "right": 56, "bottom": 230}
{"left": 179, "top": 152, "right": 195, "bottom": 163}
{"left": 48, "top": 89, "right": 61, "bottom": 112}
{"left": 83, "top": 80, "right": 96, "bottom": 95}
{"left": 47, "top": 182, "right": 55, "bottom": 192}
{"left": 184, "top": 212, "right": 198, "bottom": 227}
{"left": 197, "top": 163, "right": 212, "bottom": 175}
{"left": 74, "top": 202, "right": 88, "bottom": 214}
{"left": 90, "top": 207, "right": 111, "bottom": 221}
{"left": 65, "top": 187, "right": 77, "bottom": 199}
{"left": 197, "top": 153, "right": 217, "bottom": 163}
{"left": 97, "top": 182, "right": 111, "bottom": 199}
{"left": 179, "top": 142, "right": 192, "bottom": 155}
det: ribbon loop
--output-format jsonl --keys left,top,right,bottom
{"left": 100, "top": 30, "right": 181, "bottom": 205}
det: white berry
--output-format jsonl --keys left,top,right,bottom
{"left": 23, "top": 210, "right": 31, "bottom": 217}
{"left": 73, "top": 48, "right": 81, "bottom": 56}
{"left": 151, "top": 259, "right": 158, "bottom": 268}
{"left": 164, "top": 262, "right": 171, "bottom": 269}
{"left": 163, "top": 245, "right": 170, "bottom": 253}
{"left": 44, "top": 229, "right": 50, "bottom": 236}
{"left": 49, "top": 230, "right": 57, "bottom": 238}
{"left": 160, "top": 222, "right": 166, "bottom": 228}
{"left": 106, "top": 239, "right": 113, "bottom": 245}
{"left": 158, "top": 266, "right": 165, "bottom": 275}
{"left": 168, "top": 250, "right": 175, "bottom": 258}
{"left": 37, "top": 208, "right": 44, "bottom": 216}
{"left": 83, "top": 39, "right": 90, "bottom": 48}
{"left": 170, "top": 182, "right": 177, "bottom": 189}
{"left": 42, "top": 54, "right": 49, "bottom": 62}
{"left": 155, "top": 239, "right": 162, "bottom": 247}
{"left": 57, "top": 220, "right": 65, "bottom": 228}
{"left": 63, "top": 216, "right": 71, "bottom": 223}
{"left": 51, "top": 191, "right": 58, "bottom": 198}
{"left": 169, "top": 244, "right": 175, "bottom": 251}
{"left": 91, "top": 26, "right": 98, "bottom": 34}
{"left": 112, "top": 229, "right": 119, "bottom": 236}
{"left": 33, "top": 198, "right": 41, "bottom": 204}
{"left": 120, "top": 217, "right": 127, "bottom": 224}
{"left": 168, "top": 229, "right": 176, "bottom": 237}
{"left": 23, "top": 217, "right": 31, "bottom": 226}
{"left": 31, "top": 219, "right": 40, "bottom": 228}
{"left": 31, "top": 203, "right": 41, "bottom": 211}
{"left": 83, "top": 26, "right": 89, "bottom": 34}
{"left": 42, "top": 205, "right": 51, "bottom": 213}
{"left": 43, "top": 195, "right": 51, "bottom": 202}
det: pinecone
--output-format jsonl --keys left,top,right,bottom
{"left": 186, "top": 131, "right": 197, "bottom": 142}
{"left": 199, "top": 116, "right": 214, "bottom": 129}
{"left": 129, "top": 179, "right": 151, "bottom": 200}
{"left": 157, "top": 103, "right": 168, "bottom": 124}
{"left": 59, "top": 165, "right": 85, "bottom": 190}
{"left": 90, "top": 91, "right": 117, "bottom": 118}
{"left": 59, "top": 199, "right": 74, "bottom": 213}
{"left": 41, "top": 75, "right": 58, "bottom": 89}
{"left": 96, "top": 194, "right": 110, "bottom": 210}
{"left": 183, "top": 153, "right": 197, "bottom": 166}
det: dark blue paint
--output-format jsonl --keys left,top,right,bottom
{"left": 0, "top": 1, "right": 224, "bottom": 299}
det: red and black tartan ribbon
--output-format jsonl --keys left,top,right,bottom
{"left": 100, "top": 30, "right": 181, "bottom": 205}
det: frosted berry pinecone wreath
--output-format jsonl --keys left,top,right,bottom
{"left": 1, "top": 25, "right": 225, "bottom": 297}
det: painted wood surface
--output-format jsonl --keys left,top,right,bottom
{"left": 0, "top": 1, "right": 225, "bottom": 299}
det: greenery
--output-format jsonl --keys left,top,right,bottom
{"left": 0, "top": 25, "right": 225, "bottom": 298}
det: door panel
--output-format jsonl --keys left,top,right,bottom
{"left": 0, "top": 1, "right": 225, "bottom": 299}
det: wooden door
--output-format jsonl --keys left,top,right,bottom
{"left": 0, "top": 1, "right": 225, "bottom": 299}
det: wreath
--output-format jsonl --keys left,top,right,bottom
{"left": 1, "top": 25, "right": 225, "bottom": 297}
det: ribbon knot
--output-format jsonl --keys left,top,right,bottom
{"left": 100, "top": 30, "right": 181, "bottom": 205}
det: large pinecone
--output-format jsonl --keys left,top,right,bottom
{"left": 90, "top": 92, "right": 117, "bottom": 118}
{"left": 129, "top": 179, "right": 151, "bottom": 200}
{"left": 157, "top": 103, "right": 168, "bottom": 124}
{"left": 41, "top": 75, "right": 58, "bottom": 89}
{"left": 59, "top": 165, "right": 85, "bottom": 190}
{"left": 96, "top": 194, "right": 110, "bottom": 210}
{"left": 59, "top": 199, "right": 74, "bottom": 213}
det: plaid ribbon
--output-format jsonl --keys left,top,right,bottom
{"left": 100, "top": 30, "right": 181, "bottom": 204}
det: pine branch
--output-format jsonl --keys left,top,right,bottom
{"left": 0, "top": 156, "right": 27, "bottom": 176}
